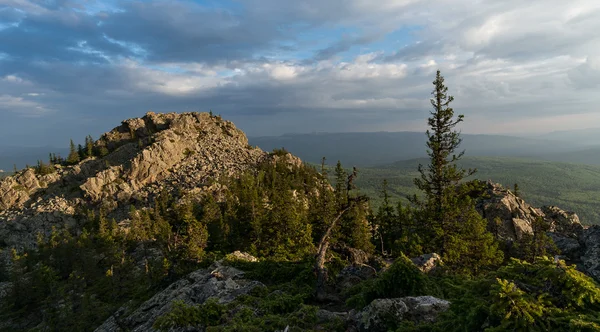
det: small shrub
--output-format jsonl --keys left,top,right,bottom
{"left": 345, "top": 254, "right": 437, "bottom": 309}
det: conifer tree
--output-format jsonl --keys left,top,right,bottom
{"left": 413, "top": 70, "right": 502, "bottom": 273}
{"left": 413, "top": 70, "right": 474, "bottom": 254}
{"left": 66, "top": 139, "right": 80, "bottom": 165}
{"left": 78, "top": 144, "right": 85, "bottom": 160}
{"left": 334, "top": 161, "right": 347, "bottom": 208}
{"left": 375, "top": 179, "right": 397, "bottom": 256}
{"left": 86, "top": 135, "right": 94, "bottom": 157}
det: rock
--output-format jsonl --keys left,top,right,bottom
{"left": 355, "top": 296, "right": 450, "bottom": 331}
{"left": 512, "top": 218, "right": 533, "bottom": 240}
{"left": 336, "top": 265, "right": 377, "bottom": 292}
{"left": 476, "top": 181, "right": 582, "bottom": 242}
{"left": 0, "top": 112, "right": 271, "bottom": 268}
{"left": 94, "top": 265, "right": 264, "bottom": 332}
{"left": 316, "top": 309, "right": 348, "bottom": 323}
{"left": 541, "top": 206, "right": 584, "bottom": 236}
{"left": 226, "top": 251, "right": 258, "bottom": 263}
{"left": 334, "top": 246, "right": 371, "bottom": 266}
{"left": 411, "top": 253, "right": 442, "bottom": 274}
{"left": 548, "top": 233, "right": 581, "bottom": 260}
{"left": 579, "top": 226, "right": 600, "bottom": 283}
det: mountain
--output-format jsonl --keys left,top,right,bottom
{"left": 534, "top": 127, "right": 600, "bottom": 145}
{"left": 355, "top": 156, "right": 600, "bottom": 225}
{"left": 1, "top": 112, "right": 600, "bottom": 331}
{"left": 0, "top": 112, "right": 267, "bottom": 255}
{"left": 250, "top": 132, "right": 584, "bottom": 166}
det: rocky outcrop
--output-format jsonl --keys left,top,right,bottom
{"left": 81, "top": 112, "right": 265, "bottom": 203}
{"left": 475, "top": 181, "right": 600, "bottom": 283}
{"left": 476, "top": 181, "right": 583, "bottom": 242}
{"left": 0, "top": 112, "right": 269, "bottom": 264}
{"left": 94, "top": 261, "right": 264, "bottom": 332}
{"left": 354, "top": 296, "right": 450, "bottom": 331}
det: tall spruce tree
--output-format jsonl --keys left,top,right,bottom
{"left": 413, "top": 70, "right": 502, "bottom": 273}
{"left": 413, "top": 70, "right": 474, "bottom": 254}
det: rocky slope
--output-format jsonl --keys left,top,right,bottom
{"left": 476, "top": 180, "right": 600, "bottom": 281}
{"left": 0, "top": 112, "right": 267, "bottom": 259}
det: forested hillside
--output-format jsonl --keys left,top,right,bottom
{"left": 356, "top": 156, "right": 600, "bottom": 225}
{"left": 250, "top": 132, "right": 581, "bottom": 167}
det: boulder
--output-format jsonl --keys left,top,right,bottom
{"left": 411, "top": 253, "right": 442, "bottom": 274}
{"left": 355, "top": 296, "right": 450, "bottom": 331}
{"left": 336, "top": 265, "right": 377, "bottom": 292}
{"left": 226, "top": 251, "right": 258, "bottom": 263}
{"left": 94, "top": 264, "right": 264, "bottom": 332}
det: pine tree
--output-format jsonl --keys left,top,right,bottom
{"left": 375, "top": 179, "right": 397, "bottom": 256}
{"left": 67, "top": 139, "right": 80, "bottom": 165}
{"left": 78, "top": 144, "right": 85, "bottom": 160}
{"left": 334, "top": 161, "right": 347, "bottom": 208}
{"left": 413, "top": 70, "right": 474, "bottom": 254}
{"left": 412, "top": 70, "right": 502, "bottom": 273}
{"left": 86, "top": 135, "right": 94, "bottom": 157}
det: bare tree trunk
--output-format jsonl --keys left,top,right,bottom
{"left": 315, "top": 206, "right": 350, "bottom": 301}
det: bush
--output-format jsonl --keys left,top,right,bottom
{"left": 345, "top": 254, "right": 438, "bottom": 309}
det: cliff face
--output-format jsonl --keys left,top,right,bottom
{"left": 0, "top": 112, "right": 267, "bottom": 254}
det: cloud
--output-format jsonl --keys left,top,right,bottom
{"left": 0, "top": 0, "right": 599, "bottom": 145}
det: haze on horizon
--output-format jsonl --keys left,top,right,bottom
{"left": 1, "top": 0, "right": 599, "bottom": 146}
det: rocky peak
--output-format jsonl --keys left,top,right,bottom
{"left": 0, "top": 112, "right": 269, "bottom": 255}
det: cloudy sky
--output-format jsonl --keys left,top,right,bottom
{"left": 1, "top": 0, "right": 600, "bottom": 146}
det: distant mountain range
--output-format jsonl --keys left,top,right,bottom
{"left": 249, "top": 131, "right": 596, "bottom": 167}
{"left": 4, "top": 128, "right": 600, "bottom": 171}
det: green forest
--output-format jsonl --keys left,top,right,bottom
{"left": 356, "top": 156, "right": 600, "bottom": 225}
{"left": 1, "top": 71, "right": 599, "bottom": 331}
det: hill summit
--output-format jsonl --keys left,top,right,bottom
{"left": 0, "top": 112, "right": 270, "bottom": 254}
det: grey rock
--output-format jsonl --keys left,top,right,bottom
{"left": 336, "top": 265, "right": 377, "bottom": 293}
{"left": 548, "top": 233, "right": 581, "bottom": 259}
{"left": 94, "top": 264, "right": 264, "bottom": 332}
{"left": 355, "top": 296, "right": 450, "bottom": 331}
{"left": 476, "top": 181, "right": 582, "bottom": 242}
{"left": 580, "top": 225, "right": 600, "bottom": 283}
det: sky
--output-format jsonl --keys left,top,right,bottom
{"left": 1, "top": 0, "right": 600, "bottom": 147}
